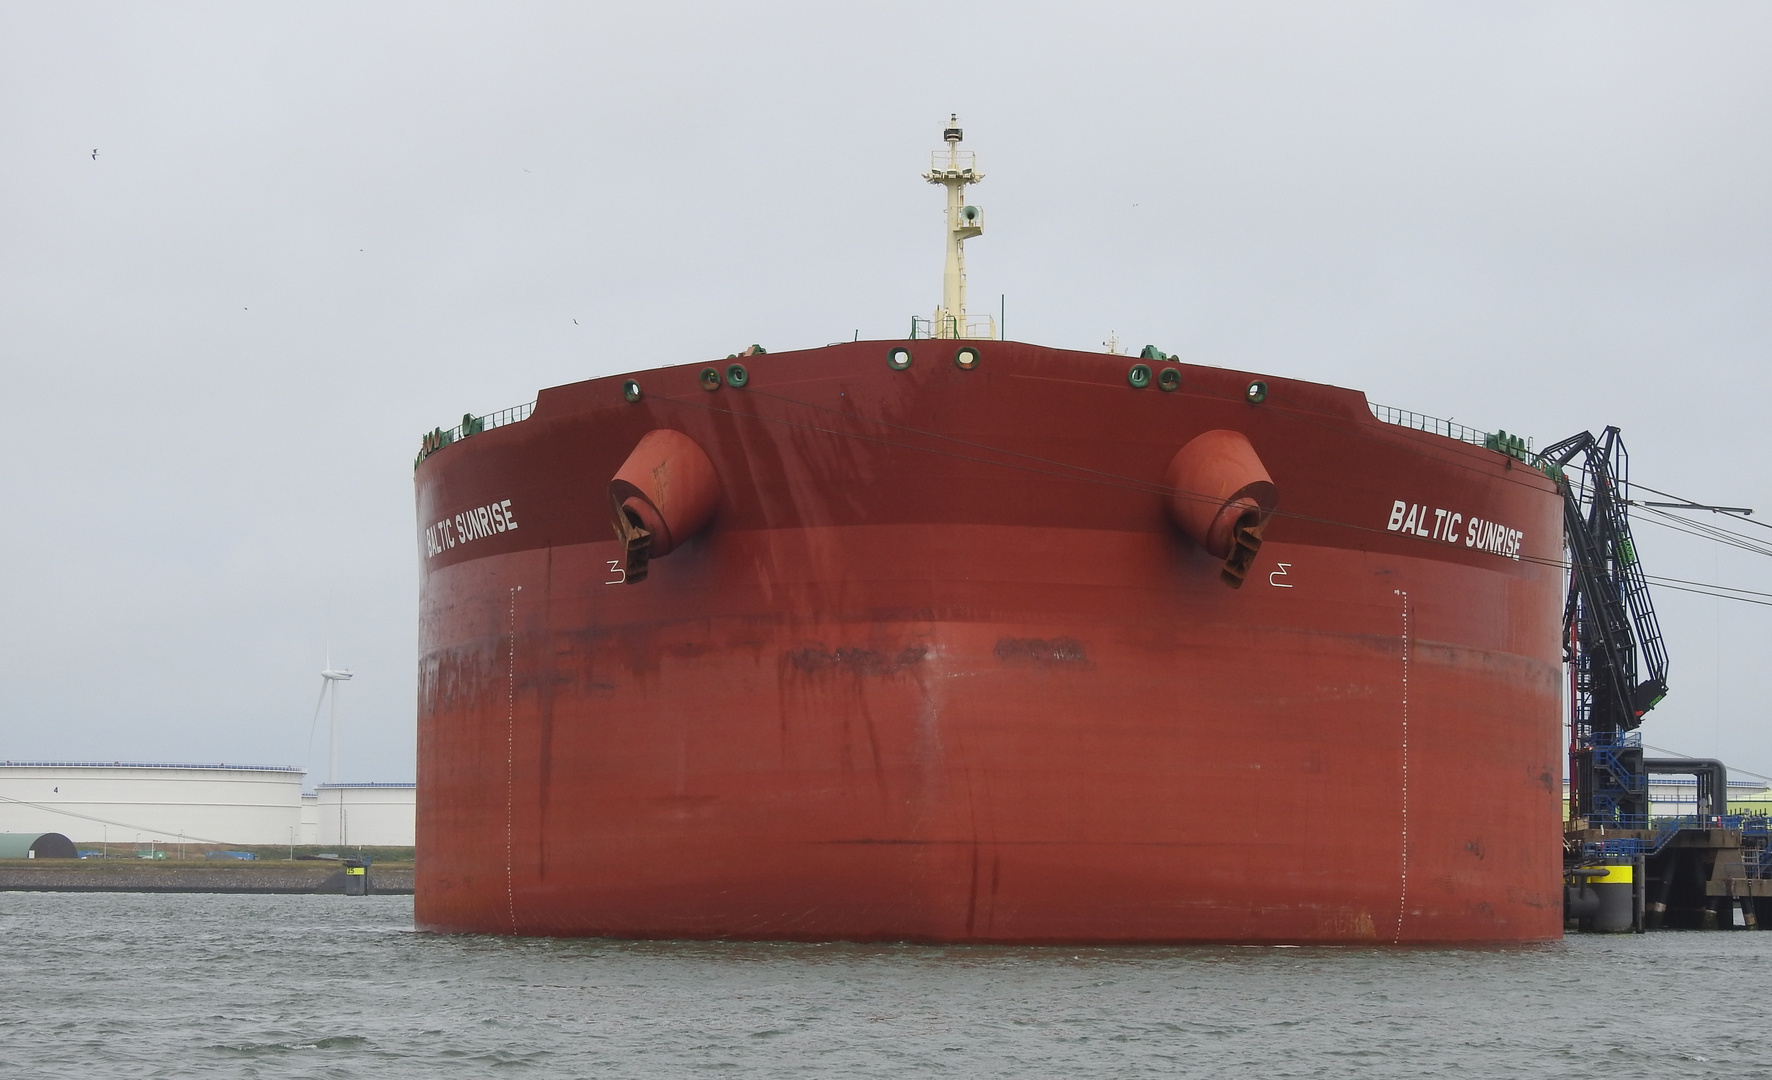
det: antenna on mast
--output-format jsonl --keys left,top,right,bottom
{"left": 921, "top": 115, "right": 994, "bottom": 340}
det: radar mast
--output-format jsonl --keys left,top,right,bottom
{"left": 921, "top": 116, "right": 995, "bottom": 340}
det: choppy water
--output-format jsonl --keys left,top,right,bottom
{"left": 1, "top": 892, "right": 1766, "bottom": 1078}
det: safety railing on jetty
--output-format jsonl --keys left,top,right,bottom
{"left": 415, "top": 401, "right": 536, "bottom": 467}
{"left": 1580, "top": 814, "right": 1772, "bottom": 868}
{"left": 1368, "top": 401, "right": 1549, "bottom": 472}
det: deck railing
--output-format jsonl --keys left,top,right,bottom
{"left": 909, "top": 314, "right": 997, "bottom": 340}
{"left": 416, "top": 401, "right": 536, "bottom": 466}
{"left": 1367, "top": 402, "right": 1500, "bottom": 449}
{"left": 1368, "top": 401, "right": 1548, "bottom": 471}
{"left": 926, "top": 149, "right": 979, "bottom": 176}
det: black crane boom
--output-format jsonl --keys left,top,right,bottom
{"left": 1543, "top": 426, "right": 1669, "bottom": 825}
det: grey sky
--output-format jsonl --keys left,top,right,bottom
{"left": 2, "top": 3, "right": 1768, "bottom": 784}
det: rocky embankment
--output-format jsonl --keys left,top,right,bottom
{"left": 0, "top": 859, "right": 414, "bottom": 894}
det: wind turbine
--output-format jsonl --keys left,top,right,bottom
{"left": 311, "top": 650, "right": 354, "bottom": 785}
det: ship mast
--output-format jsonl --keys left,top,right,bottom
{"left": 923, "top": 115, "right": 993, "bottom": 340}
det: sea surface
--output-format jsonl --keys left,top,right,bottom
{"left": 0, "top": 892, "right": 1766, "bottom": 1078}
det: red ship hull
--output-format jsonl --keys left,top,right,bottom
{"left": 414, "top": 340, "right": 1566, "bottom": 943}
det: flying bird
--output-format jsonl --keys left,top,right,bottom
{"left": 91, "top": 149, "right": 98, "bottom": 159}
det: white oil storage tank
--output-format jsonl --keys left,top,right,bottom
{"left": 0, "top": 762, "right": 306, "bottom": 846}
{"left": 313, "top": 783, "right": 415, "bottom": 847}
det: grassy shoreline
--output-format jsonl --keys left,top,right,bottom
{"left": 0, "top": 858, "right": 414, "bottom": 894}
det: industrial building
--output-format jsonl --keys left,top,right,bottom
{"left": 0, "top": 762, "right": 414, "bottom": 848}
{"left": 0, "top": 832, "right": 78, "bottom": 859}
